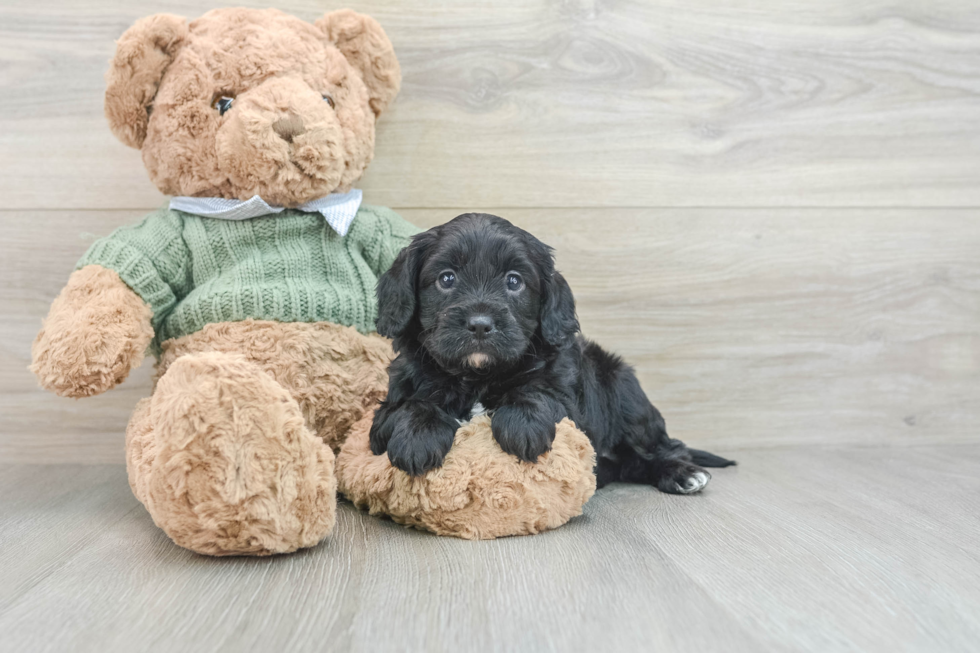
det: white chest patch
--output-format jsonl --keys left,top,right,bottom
{"left": 469, "top": 402, "right": 488, "bottom": 419}
{"left": 457, "top": 402, "right": 489, "bottom": 425}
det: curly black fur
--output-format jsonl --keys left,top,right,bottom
{"left": 371, "top": 213, "right": 735, "bottom": 492}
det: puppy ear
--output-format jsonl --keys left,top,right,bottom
{"left": 540, "top": 270, "right": 579, "bottom": 347}
{"left": 104, "top": 14, "right": 188, "bottom": 148}
{"left": 316, "top": 10, "right": 401, "bottom": 117}
{"left": 376, "top": 231, "right": 434, "bottom": 338}
{"left": 522, "top": 230, "right": 579, "bottom": 347}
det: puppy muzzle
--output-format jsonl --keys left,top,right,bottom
{"left": 425, "top": 303, "right": 527, "bottom": 371}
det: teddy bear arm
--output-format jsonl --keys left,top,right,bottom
{"left": 31, "top": 265, "right": 154, "bottom": 398}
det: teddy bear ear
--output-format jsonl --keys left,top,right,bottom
{"left": 315, "top": 10, "right": 401, "bottom": 117}
{"left": 104, "top": 14, "right": 188, "bottom": 149}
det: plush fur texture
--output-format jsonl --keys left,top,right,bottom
{"left": 124, "top": 320, "right": 393, "bottom": 555}
{"left": 157, "top": 320, "right": 393, "bottom": 452}
{"left": 31, "top": 265, "right": 153, "bottom": 398}
{"left": 372, "top": 214, "right": 735, "bottom": 490}
{"left": 337, "top": 411, "right": 596, "bottom": 539}
{"left": 105, "top": 8, "right": 400, "bottom": 205}
{"left": 31, "top": 8, "right": 407, "bottom": 556}
{"left": 33, "top": 9, "right": 602, "bottom": 555}
{"left": 126, "top": 352, "right": 337, "bottom": 556}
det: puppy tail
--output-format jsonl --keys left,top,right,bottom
{"left": 689, "top": 449, "right": 737, "bottom": 468}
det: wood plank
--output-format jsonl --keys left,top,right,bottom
{"left": 0, "top": 465, "right": 140, "bottom": 613}
{"left": 3, "top": 208, "right": 978, "bottom": 462}
{"left": 0, "top": 464, "right": 765, "bottom": 653}
{"left": 1, "top": 0, "right": 979, "bottom": 209}
{"left": 407, "top": 209, "right": 980, "bottom": 450}
{"left": 614, "top": 444, "right": 980, "bottom": 652}
{"left": 1, "top": 448, "right": 978, "bottom": 651}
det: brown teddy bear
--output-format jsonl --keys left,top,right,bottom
{"left": 31, "top": 8, "right": 595, "bottom": 556}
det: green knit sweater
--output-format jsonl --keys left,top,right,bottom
{"left": 77, "top": 204, "right": 419, "bottom": 350}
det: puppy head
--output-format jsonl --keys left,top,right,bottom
{"left": 377, "top": 213, "right": 579, "bottom": 372}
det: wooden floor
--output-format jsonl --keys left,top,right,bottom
{"left": 2, "top": 447, "right": 979, "bottom": 653}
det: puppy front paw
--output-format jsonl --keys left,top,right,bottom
{"left": 491, "top": 404, "right": 556, "bottom": 463}
{"left": 376, "top": 402, "right": 458, "bottom": 476}
{"left": 386, "top": 424, "right": 456, "bottom": 476}
{"left": 369, "top": 404, "right": 397, "bottom": 455}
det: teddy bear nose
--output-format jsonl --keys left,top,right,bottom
{"left": 272, "top": 114, "right": 306, "bottom": 143}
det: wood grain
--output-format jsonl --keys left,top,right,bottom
{"left": 0, "top": 0, "right": 979, "bottom": 209}
{"left": 3, "top": 208, "right": 977, "bottom": 462}
{"left": 2, "top": 1, "right": 978, "bottom": 650}
{"left": 1, "top": 449, "right": 977, "bottom": 652}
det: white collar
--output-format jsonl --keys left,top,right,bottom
{"left": 169, "top": 189, "right": 363, "bottom": 237}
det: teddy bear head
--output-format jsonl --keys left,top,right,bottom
{"left": 105, "top": 8, "right": 400, "bottom": 206}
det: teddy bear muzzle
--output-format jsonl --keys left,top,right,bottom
{"left": 215, "top": 76, "right": 348, "bottom": 206}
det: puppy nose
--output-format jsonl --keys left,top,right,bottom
{"left": 466, "top": 315, "right": 495, "bottom": 338}
{"left": 272, "top": 114, "right": 305, "bottom": 143}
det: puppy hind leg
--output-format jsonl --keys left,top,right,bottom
{"left": 617, "top": 441, "right": 712, "bottom": 495}
{"left": 594, "top": 456, "right": 623, "bottom": 489}
{"left": 652, "top": 459, "right": 712, "bottom": 495}
{"left": 618, "top": 405, "right": 712, "bottom": 495}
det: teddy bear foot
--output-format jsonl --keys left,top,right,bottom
{"left": 126, "top": 351, "right": 337, "bottom": 556}
{"left": 337, "top": 410, "right": 597, "bottom": 540}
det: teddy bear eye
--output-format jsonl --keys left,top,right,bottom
{"left": 212, "top": 95, "right": 234, "bottom": 115}
{"left": 322, "top": 94, "right": 335, "bottom": 109}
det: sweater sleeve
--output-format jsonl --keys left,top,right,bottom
{"left": 76, "top": 208, "right": 191, "bottom": 332}
{"left": 360, "top": 205, "right": 421, "bottom": 277}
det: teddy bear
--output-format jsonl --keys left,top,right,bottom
{"left": 30, "top": 8, "right": 595, "bottom": 555}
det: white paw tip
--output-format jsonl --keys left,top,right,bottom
{"left": 675, "top": 470, "right": 711, "bottom": 494}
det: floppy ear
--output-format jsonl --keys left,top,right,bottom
{"left": 376, "top": 232, "right": 434, "bottom": 338}
{"left": 540, "top": 270, "right": 579, "bottom": 347}
{"left": 522, "top": 231, "right": 580, "bottom": 347}
{"left": 104, "top": 13, "right": 188, "bottom": 149}
{"left": 316, "top": 9, "right": 401, "bottom": 116}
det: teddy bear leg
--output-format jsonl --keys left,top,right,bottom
{"left": 156, "top": 320, "right": 394, "bottom": 454}
{"left": 337, "top": 411, "right": 598, "bottom": 540}
{"left": 125, "top": 397, "right": 154, "bottom": 506}
{"left": 129, "top": 351, "right": 337, "bottom": 556}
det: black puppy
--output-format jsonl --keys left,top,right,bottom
{"left": 370, "top": 213, "right": 734, "bottom": 493}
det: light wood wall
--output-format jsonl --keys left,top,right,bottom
{"left": 1, "top": 0, "right": 978, "bottom": 462}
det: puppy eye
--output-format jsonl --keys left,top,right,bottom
{"left": 212, "top": 95, "right": 235, "bottom": 115}
{"left": 322, "top": 94, "right": 335, "bottom": 109}
{"left": 506, "top": 273, "right": 524, "bottom": 292}
{"left": 437, "top": 271, "right": 456, "bottom": 290}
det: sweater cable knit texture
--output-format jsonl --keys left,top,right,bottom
{"left": 77, "top": 204, "right": 418, "bottom": 349}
